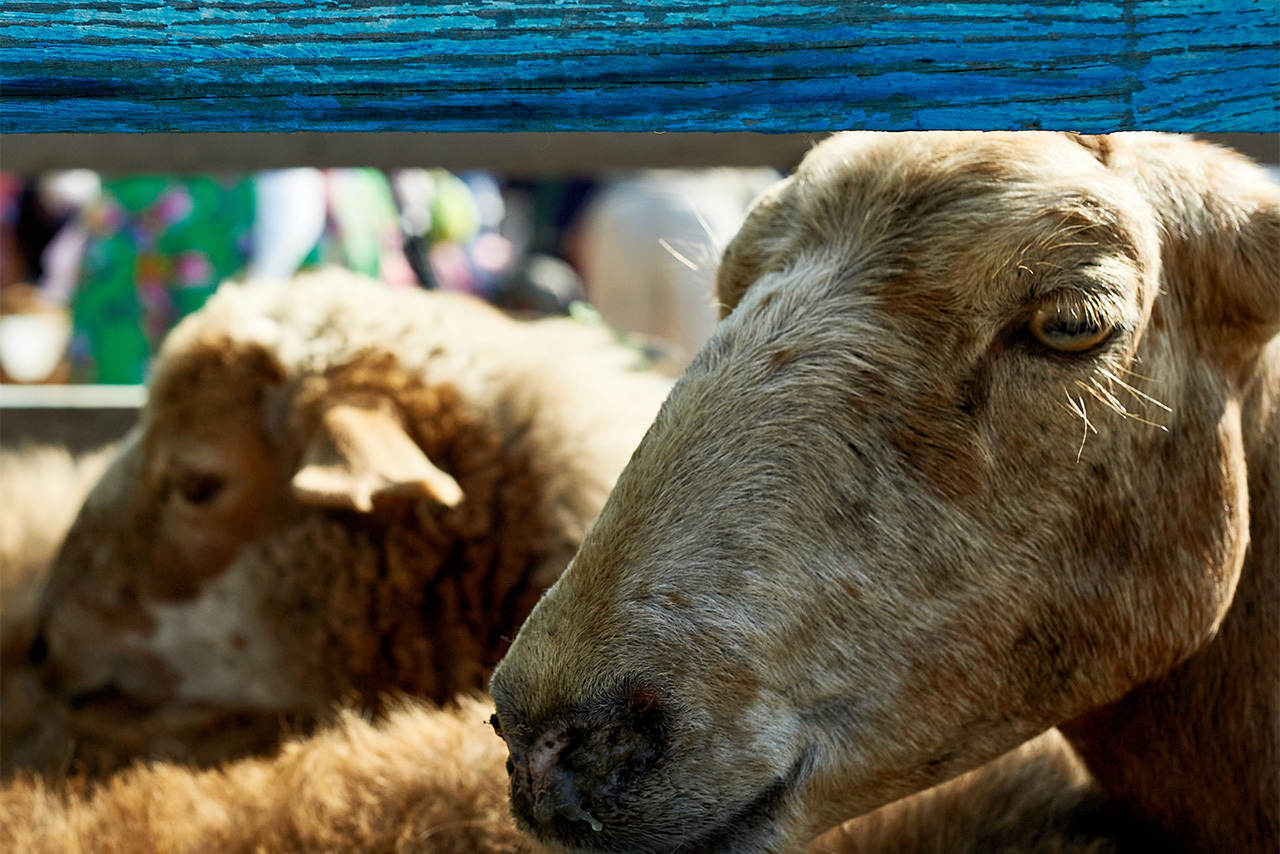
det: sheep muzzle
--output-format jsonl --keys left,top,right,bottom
{"left": 498, "top": 684, "right": 673, "bottom": 849}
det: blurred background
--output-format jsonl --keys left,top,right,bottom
{"left": 0, "top": 162, "right": 783, "bottom": 448}
{"left": 1, "top": 132, "right": 1275, "bottom": 451}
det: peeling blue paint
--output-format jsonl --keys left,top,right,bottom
{"left": 1, "top": 0, "right": 1275, "bottom": 132}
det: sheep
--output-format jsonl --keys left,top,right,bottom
{"left": 0, "top": 394, "right": 1121, "bottom": 850}
{"left": 810, "top": 729, "right": 1122, "bottom": 854}
{"left": 489, "top": 132, "right": 1279, "bottom": 853}
{"left": 572, "top": 168, "right": 781, "bottom": 371}
{"left": 1, "top": 444, "right": 114, "bottom": 775}
{"left": 0, "top": 705, "right": 1118, "bottom": 854}
{"left": 4, "top": 272, "right": 1127, "bottom": 851}
{"left": 0, "top": 696, "right": 531, "bottom": 854}
{"left": 3, "top": 244, "right": 1123, "bottom": 854}
{"left": 20, "top": 269, "right": 671, "bottom": 777}
{"left": 0, "top": 444, "right": 114, "bottom": 604}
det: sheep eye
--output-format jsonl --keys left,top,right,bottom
{"left": 177, "top": 472, "right": 226, "bottom": 506}
{"left": 1029, "top": 302, "right": 1114, "bottom": 353}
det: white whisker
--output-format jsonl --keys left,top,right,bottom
{"left": 1115, "top": 364, "right": 1157, "bottom": 382}
{"left": 658, "top": 238, "right": 701, "bottom": 272}
{"left": 1098, "top": 366, "right": 1172, "bottom": 412}
{"left": 1063, "top": 391, "right": 1096, "bottom": 462}
{"left": 683, "top": 194, "right": 722, "bottom": 250}
{"left": 1081, "top": 378, "right": 1129, "bottom": 416}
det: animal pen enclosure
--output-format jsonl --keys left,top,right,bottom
{"left": 1, "top": 1, "right": 1276, "bottom": 166}
{"left": 0, "top": 3, "right": 1278, "bottom": 852}
{"left": 1, "top": 0, "right": 1274, "bottom": 447}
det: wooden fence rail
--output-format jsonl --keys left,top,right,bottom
{"left": 3, "top": 1, "right": 1276, "bottom": 137}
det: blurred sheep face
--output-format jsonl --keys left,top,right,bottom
{"left": 491, "top": 133, "right": 1276, "bottom": 853}
{"left": 37, "top": 411, "right": 305, "bottom": 723}
{"left": 35, "top": 338, "right": 469, "bottom": 756}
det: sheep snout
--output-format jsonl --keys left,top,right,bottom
{"left": 501, "top": 688, "right": 671, "bottom": 848}
{"left": 510, "top": 726, "right": 599, "bottom": 832}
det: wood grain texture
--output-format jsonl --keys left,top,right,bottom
{"left": 1, "top": 1, "right": 1276, "bottom": 134}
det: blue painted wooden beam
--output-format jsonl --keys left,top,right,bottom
{"left": 1, "top": 1, "right": 1276, "bottom": 134}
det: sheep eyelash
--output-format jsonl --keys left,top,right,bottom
{"left": 658, "top": 238, "right": 702, "bottom": 272}
{"left": 1041, "top": 287, "right": 1126, "bottom": 328}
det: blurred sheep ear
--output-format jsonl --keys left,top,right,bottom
{"left": 291, "top": 403, "right": 462, "bottom": 513}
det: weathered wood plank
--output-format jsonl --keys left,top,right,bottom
{"left": 0, "top": 132, "right": 826, "bottom": 174}
{"left": 0, "top": 386, "right": 143, "bottom": 452}
{"left": 0, "top": 132, "right": 1271, "bottom": 175}
{"left": 1, "top": 1, "right": 1275, "bottom": 135}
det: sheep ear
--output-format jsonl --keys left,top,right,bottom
{"left": 715, "top": 177, "right": 794, "bottom": 318}
{"left": 291, "top": 403, "right": 462, "bottom": 513}
{"left": 1118, "top": 135, "right": 1280, "bottom": 377}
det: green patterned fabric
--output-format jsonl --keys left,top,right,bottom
{"left": 71, "top": 175, "right": 254, "bottom": 383}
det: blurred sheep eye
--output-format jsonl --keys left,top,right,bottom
{"left": 1029, "top": 302, "right": 1114, "bottom": 353}
{"left": 177, "top": 472, "right": 226, "bottom": 505}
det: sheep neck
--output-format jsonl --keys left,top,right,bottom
{"left": 1061, "top": 356, "right": 1280, "bottom": 853}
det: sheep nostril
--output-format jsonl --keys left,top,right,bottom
{"left": 533, "top": 764, "right": 602, "bottom": 833}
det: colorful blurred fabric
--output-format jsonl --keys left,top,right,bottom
{"left": 5, "top": 166, "right": 596, "bottom": 385}
{"left": 70, "top": 175, "right": 255, "bottom": 383}
{"left": 66, "top": 169, "right": 418, "bottom": 384}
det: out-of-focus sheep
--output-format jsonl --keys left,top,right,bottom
{"left": 0, "top": 704, "right": 1118, "bottom": 854}
{"left": 1, "top": 444, "right": 114, "bottom": 773}
{"left": 573, "top": 169, "right": 780, "bottom": 371}
{"left": 0, "top": 445, "right": 114, "bottom": 599}
{"left": 21, "top": 270, "right": 670, "bottom": 776}
{"left": 0, "top": 696, "right": 530, "bottom": 854}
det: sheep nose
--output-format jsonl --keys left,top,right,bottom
{"left": 499, "top": 684, "right": 670, "bottom": 844}
{"left": 508, "top": 724, "right": 604, "bottom": 835}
